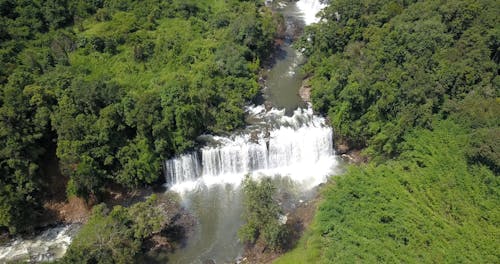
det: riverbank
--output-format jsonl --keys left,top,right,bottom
{"left": 274, "top": 0, "right": 500, "bottom": 261}
{"left": 40, "top": 184, "right": 165, "bottom": 229}
{"left": 1, "top": 1, "right": 335, "bottom": 262}
{"left": 0, "top": 187, "right": 196, "bottom": 263}
{"left": 241, "top": 188, "right": 321, "bottom": 264}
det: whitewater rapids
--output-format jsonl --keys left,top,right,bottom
{"left": 164, "top": 105, "right": 338, "bottom": 192}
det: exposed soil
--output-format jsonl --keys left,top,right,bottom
{"left": 42, "top": 197, "right": 91, "bottom": 225}
{"left": 37, "top": 141, "right": 92, "bottom": 227}
{"left": 334, "top": 135, "right": 368, "bottom": 164}
{"left": 102, "top": 184, "right": 165, "bottom": 207}
{"left": 39, "top": 184, "right": 164, "bottom": 229}
{"left": 41, "top": 183, "right": 196, "bottom": 256}
{"left": 34, "top": 143, "right": 196, "bottom": 256}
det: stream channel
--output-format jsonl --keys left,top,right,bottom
{"left": 0, "top": 1, "right": 339, "bottom": 263}
{"left": 159, "top": 1, "right": 338, "bottom": 263}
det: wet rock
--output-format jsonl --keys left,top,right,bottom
{"left": 250, "top": 131, "right": 260, "bottom": 144}
{"left": 298, "top": 83, "right": 311, "bottom": 102}
{"left": 202, "top": 259, "right": 216, "bottom": 264}
{"left": 143, "top": 194, "right": 196, "bottom": 254}
{"left": 336, "top": 142, "right": 350, "bottom": 155}
{"left": 264, "top": 100, "right": 273, "bottom": 111}
{"left": 340, "top": 150, "right": 368, "bottom": 164}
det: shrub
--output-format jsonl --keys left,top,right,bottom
{"left": 238, "top": 176, "right": 289, "bottom": 251}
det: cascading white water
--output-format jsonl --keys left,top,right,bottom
{"left": 165, "top": 1, "right": 336, "bottom": 262}
{"left": 0, "top": 1, "right": 331, "bottom": 263}
{"left": 0, "top": 224, "right": 80, "bottom": 263}
{"left": 296, "top": 0, "right": 327, "bottom": 25}
{"left": 201, "top": 136, "right": 269, "bottom": 178}
{"left": 164, "top": 106, "right": 337, "bottom": 192}
{"left": 164, "top": 152, "right": 201, "bottom": 184}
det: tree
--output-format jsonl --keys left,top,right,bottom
{"left": 301, "top": 0, "right": 498, "bottom": 157}
{"left": 0, "top": 0, "right": 278, "bottom": 234}
{"left": 60, "top": 195, "right": 168, "bottom": 264}
{"left": 61, "top": 204, "right": 139, "bottom": 264}
{"left": 239, "top": 176, "right": 289, "bottom": 251}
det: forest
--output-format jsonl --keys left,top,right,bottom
{"left": 276, "top": 0, "right": 499, "bottom": 262}
{"left": 1, "top": 0, "right": 498, "bottom": 262}
{"left": 0, "top": 0, "right": 277, "bottom": 234}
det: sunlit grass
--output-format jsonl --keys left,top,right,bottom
{"left": 275, "top": 121, "right": 499, "bottom": 263}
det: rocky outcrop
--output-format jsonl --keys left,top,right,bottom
{"left": 298, "top": 78, "right": 312, "bottom": 102}
{"left": 340, "top": 150, "right": 367, "bottom": 164}
{"left": 143, "top": 193, "right": 196, "bottom": 254}
{"left": 335, "top": 135, "right": 368, "bottom": 164}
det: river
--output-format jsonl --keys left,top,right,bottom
{"left": 0, "top": 1, "right": 332, "bottom": 263}
{"left": 158, "top": 1, "right": 335, "bottom": 263}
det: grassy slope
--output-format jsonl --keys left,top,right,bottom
{"left": 275, "top": 0, "right": 498, "bottom": 262}
{"left": 276, "top": 121, "right": 499, "bottom": 263}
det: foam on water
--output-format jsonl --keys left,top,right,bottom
{"left": 165, "top": 106, "right": 338, "bottom": 193}
{"left": 296, "top": 0, "right": 327, "bottom": 25}
{"left": 0, "top": 1, "right": 332, "bottom": 262}
{"left": 0, "top": 224, "right": 80, "bottom": 263}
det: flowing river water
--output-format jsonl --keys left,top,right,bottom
{"left": 0, "top": 1, "right": 334, "bottom": 263}
{"left": 160, "top": 1, "right": 336, "bottom": 263}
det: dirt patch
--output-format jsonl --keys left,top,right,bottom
{"left": 101, "top": 184, "right": 163, "bottom": 207}
{"left": 40, "top": 180, "right": 168, "bottom": 226}
{"left": 335, "top": 141, "right": 351, "bottom": 155}
{"left": 42, "top": 197, "right": 91, "bottom": 225}
{"left": 334, "top": 136, "right": 368, "bottom": 164}
{"left": 37, "top": 141, "right": 92, "bottom": 227}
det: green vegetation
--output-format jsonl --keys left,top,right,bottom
{"left": 57, "top": 195, "right": 175, "bottom": 263}
{"left": 300, "top": 0, "right": 498, "bottom": 157}
{"left": 276, "top": 121, "right": 499, "bottom": 263}
{"left": 277, "top": 0, "right": 499, "bottom": 262}
{"left": 239, "top": 176, "right": 289, "bottom": 251}
{"left": 1, "top": 0, "right": 497, "bottom": 262}
{"left": 0, "top": 0, "right": 277, "bottom": 234}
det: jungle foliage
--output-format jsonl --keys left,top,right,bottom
{"left": 277, "top": 0, "right": 499, "bottom": 262}
{"left": 276, "top": 121, "right": 499, "bottom": 263}
{"left": 239, "top": 176, "right": 289, "bottom": 251}
{"left": 0, "top": 0, "right": 277, "bottom": 234}
{"left": 57, "top": 195, "right": 171, "bottom": 264}
{"left": 299, "top": 0, "right": 498, "bottom": 157}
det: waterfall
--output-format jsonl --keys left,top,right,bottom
{"left": 164, "top": 152, "right": 201, "bottom": 184}
{"left": 164, "top": 106, "right": 337, "bottom": 191}
{"left": 296, "top": 0, "right": 327, "bottom": 25}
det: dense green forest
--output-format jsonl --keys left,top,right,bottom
{"left": 0, "top": 0, "right": 277, "bottom": 234}
{"left": 57, "top": 194, "right": 183, "bottom": 263}
{"left": 277, "top": 0, "right": 499, "bottom": 262}
{"left": 1, "top": 0, "right": 498, "bottom": 262}
{"left": 239, "top": 176, "right": 289, "bottom": 252}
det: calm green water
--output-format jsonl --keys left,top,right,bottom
{"left": 157, "top": 1, "right": 324, "bottom": 263}
{"left": 161, "top": 178, "right": 311, "bottom": 264}
{"left": 264, "top": 45, "right": 307, "bottom": 113}
{"left": 153, "top": 184, "right": 244, "bottom": 264}
{"left": 263, "top": 4, "right": 308, "bottom": 113}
